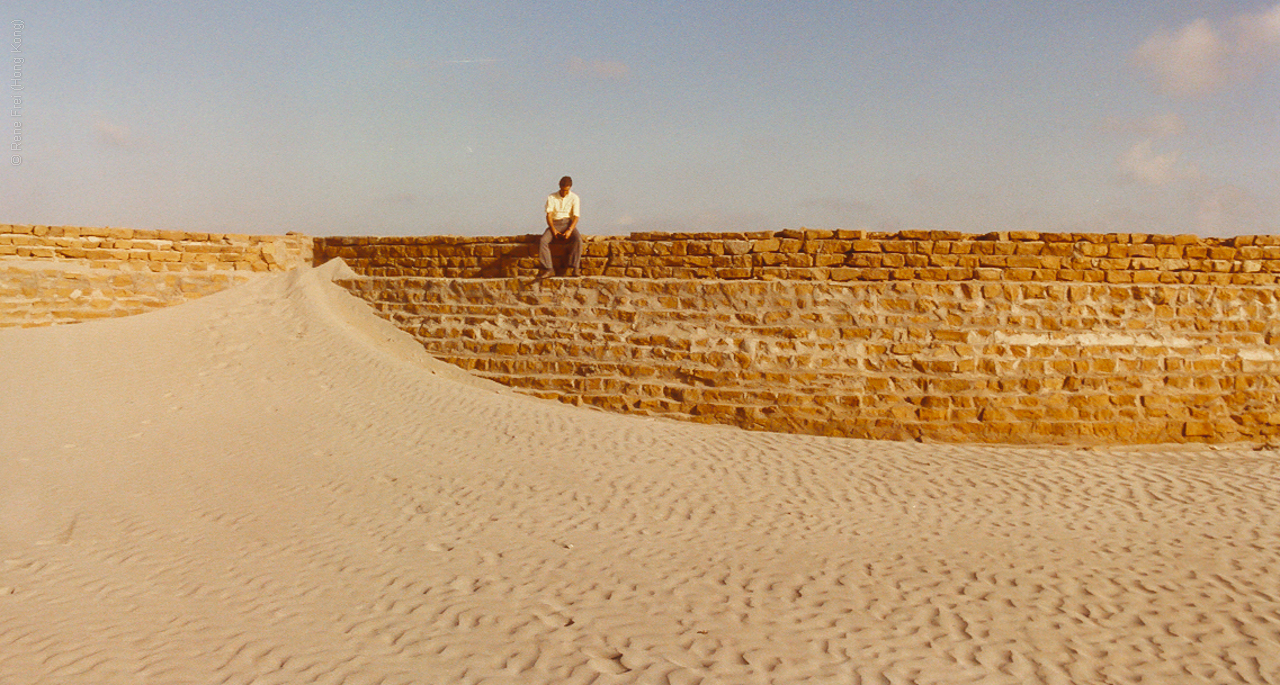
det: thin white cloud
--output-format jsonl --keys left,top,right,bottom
{"left": 1133, "top": 3, "right": 1280, "bottom": 97}
{"left": 567, "top": 57, "right": 629, "bottom": 80}
{"left": 93, "top": 119, "right": 134, "bottom": 147}
{"left": 1133, "top": 18, "right": 1230, "bottom": 97}
{"left": 1105, "top": 113, "right": 1197, "bottom": 187}
{"left": 1235, "top": 3, "right": 1280, "bottom": 55}
{"left": 1098, "top": 112, "right": 1187, "bottom": 138}
{"left": 1118, "top": 139, "right": 1198, "bottom": 186}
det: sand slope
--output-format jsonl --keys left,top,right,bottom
{"left": 2, "top": 264, "right": 1279, "bottom": 684}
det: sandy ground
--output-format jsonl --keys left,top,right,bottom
{"left": 2, "top": 263, "right": 1279, "bottom": 685}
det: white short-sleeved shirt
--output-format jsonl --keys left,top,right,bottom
{"left": 546, "top": 191, "right": 580, "bottom": 229}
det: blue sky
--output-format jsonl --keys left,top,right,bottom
{"left": 4, "top": 1, "right": 1279, "bottom": 237}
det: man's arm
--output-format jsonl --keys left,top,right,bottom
{"left": 565, "top": 194, "right": 580, "bottom": 236}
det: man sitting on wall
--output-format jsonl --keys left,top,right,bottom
{"left": 540, "top": 176, "right": 583, "bottom": 278}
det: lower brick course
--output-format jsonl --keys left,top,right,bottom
{"left": 335, "top": 274, "right": 1280, "bottom": 445}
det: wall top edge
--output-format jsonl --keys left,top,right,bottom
{"left": 0, "top": 224, "right": 312, "bottom": 242}
{"left": 313, "top": 230, "right": 1280, "bottom": 247}
{"left": 6, "top": 223, "right": 1279, "bottom": 247}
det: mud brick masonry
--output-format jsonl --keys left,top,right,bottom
{"left": 8, "top": 223, "right": 1280, "bottom": 445}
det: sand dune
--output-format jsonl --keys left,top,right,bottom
{"left": 2, "top": 264, "right": 1279, "bottom": 684}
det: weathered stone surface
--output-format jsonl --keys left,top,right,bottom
{"left": 1, "top": 225, "right": 313, "bottom": 328}
{"left": 325, "top": 266, "right": 1280, "bottom": 446}
{"left": 8, "top": 224, "right": 1280, "bottom": 446}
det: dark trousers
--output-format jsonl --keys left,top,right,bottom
{"left": 539, "top": 227, "right": 583, "bottom": 272}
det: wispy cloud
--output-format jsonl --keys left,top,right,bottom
{"left": 1133, "top": 18, "right": 1228, "bottom": 97}
{"left": 1105, "top": 113, "right": 1198, "bottom": 187}
{"left": 1098, "top": 112, "right": 1187, "bottom": 138}
{"left": 1235, "top": 3, "right": 1280, "bottom": 55}
{"left": 392, "top": 58, "right": 501, "bottom": 71}
{"left": 1118, "top": 139, "right": 1198, "bottom": 186}
{"left": 567, "top": 57, "right": 629, "bottom": 80}
{"left": 1133, "top": 3, "right": 1280, "bottom": 97}
{"left": 93, "top": 119, "right": 134, "bottom": 147}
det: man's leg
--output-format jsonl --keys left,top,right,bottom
{"left": 538, "top": 228, "right": 556, "bottom": 273}
{"left": 567, "top": 230, "right": 583, "bottom": 275}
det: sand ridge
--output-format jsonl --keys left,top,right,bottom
{"left": 2, "top": 264, "right": 1279, "bottom": 684}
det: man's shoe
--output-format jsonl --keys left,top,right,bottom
{"left": 537, "top": 268, "right": 554, "bottom": 279}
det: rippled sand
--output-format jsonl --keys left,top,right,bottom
{"left": 2, "top": 264, "right": 1278, "bottom": 684}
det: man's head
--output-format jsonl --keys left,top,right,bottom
{"left": 558, "top": 176, "right": 572, "bottom": 197}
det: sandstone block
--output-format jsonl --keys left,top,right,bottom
{"left": 751, "top": 238, "right": 781, "bottom": 253}
{"left": 1183, "top": 421, "right": 1213, "bottom": 437}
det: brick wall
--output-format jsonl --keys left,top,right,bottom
{"left": 7, "top": 223, "right": 1280, "bottom": 444}
{"left": 322, "top": 230, "right": 1280, "bottom": 445}
{"left": 1, "top": 224, "right": 312, "bottom": 327}
{"left": 314, "top": 229, "right": 1280, "bottom": 285}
